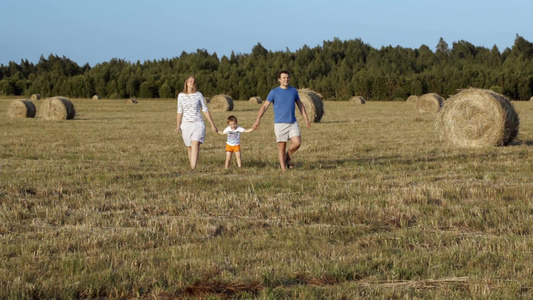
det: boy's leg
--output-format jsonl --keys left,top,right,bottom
{"left": 277, "top": 142, "right": 287, "bottom": 171}
{"left": 225, "top": 151, "right": 232, "bottom": 169}
{"left": 235, "top": 151, "right": 242, "bottom": 168}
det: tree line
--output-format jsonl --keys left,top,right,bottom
{"left": 1, "top": 34, "right": 533, "bottom": 101}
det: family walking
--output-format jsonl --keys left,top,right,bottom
{"left": 176, "top": 71, "right": 311, "bottom": 171}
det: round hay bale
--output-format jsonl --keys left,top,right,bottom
{"left": 406, "top": 95, "right": 418, "bottom": 103}
{"left": 416, "top": 93, "right": 444, "bottom": 113}
{"left": 436, "top": 88, "right": 519, "bottom": 147}
{"left": 529, "top": 96, "right": 533, "bottom": 102}
{"left": 30, "top": 94, "right": 41, "bottom": 101}
{"left": 348, "top": 96, "right": 366, "bottom": 104}
{"left": 92, "top": 94, "right": 101, "bottom": 100}
{"left": 210, "top": 94, "right": 234, "bottom": 111}
{"left": 249, "top": 96, "right": 263, "bottom": 104}
{"left": 127, "top": 98, "right": 138, "bottom": 104}
{"left": 8, "top": 99, "right": 36, "bottom": 118}
{"left": 297, "top": 89, "right": 324, "bottom": 123}
{"left": 40, "top": 96, "right": 76, "bottom": 120}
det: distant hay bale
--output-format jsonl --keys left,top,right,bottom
{"left": 127, "top": 98, "right": 138, "bottom": 104}
{"left": 348, "top": 96, "right": 366, "bottom": 104}
{"left": 249, "top": 96, "right": 263, "bottom": 104}
{"left": 406, "top": 95, "right": 418, "bottom": 103}
{"left": 436, "top": 88, "right": 519, "bottom": 147}
{"left": 529, "top": 96, "right": 533, "bottom": 102}
{"left": 416, "top": 93, "right": 444, "bottom": 113}
{"left": 31, "top": 94, "right": 41, "bottom": 101}
{"left": 92, "top": 95, "right": 101, "bottom": 100}
{"left": 40, "top": 96, "right": 76, "bottom": 120}
{"left": 8, "top": 99, "right": 36, "bottom": 118}
{"left": 297, "top": 89, "right": 324, "bottom": 123}
{"left": 210, "top": 94, "right": 234, "bottom": 111}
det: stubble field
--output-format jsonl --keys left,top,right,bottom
{"left": 1, "top": 98, "right": 532, "bottom": 299}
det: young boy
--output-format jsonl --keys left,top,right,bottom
{"left": 217, "top": 115, "right": 254, "bottom": 169}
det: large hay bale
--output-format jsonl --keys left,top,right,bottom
{"left": 436, "top": 88, "right": 519, "bottom": 147}
{"left": 31, "top": 94, "right": 41, "bottom": 101}
{"left": 127, "top": 98, "right": 138, "bottom": 104}
{"left": 406, "top": 95, "right": 418, "bottom": 103}
{"left": 348, "top": 96, "right": 366, "bottom": 104}
{"left": 40, "top": 96, "right": 76, "bottom": 120}
{"left": 249, "top": 96, "right": 262, "bottom": 104}
{"left": 297, "top": 89, "right": 324, "bottom": 123}
{"left": 8, "top": 99, "right": 36, "bottom": 118}
{"left": 210, "top": 94, "right": 234, "bottom": 111}
{"left": 92, "top": 94, "right": 101, "bottom": 100}
{"left": 416, "top": 93, "right": 444, "bottom": 113}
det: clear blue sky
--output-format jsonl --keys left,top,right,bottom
{"left": 1, "top": 0, "right": 531, "bottom": 67}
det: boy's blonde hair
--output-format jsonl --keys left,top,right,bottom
{"left": 227, "top": 115, "right": 237, "bottom": 123}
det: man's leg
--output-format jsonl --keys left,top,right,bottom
{"left": 286, "top": 135, "right": 301, "bottom": 168}
{"left": 277, "top": 142, "right": 287, "bottom": 171}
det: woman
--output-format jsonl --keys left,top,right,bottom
{"left": 175, "top": 76, "right": 218, "bottom": 170}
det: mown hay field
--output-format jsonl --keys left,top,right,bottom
{"left": 1, "top": 98, "right": 533, "bottom": 299}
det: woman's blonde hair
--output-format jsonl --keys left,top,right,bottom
{"left": 182, "top": 76, "right": 197, "bottom": 94}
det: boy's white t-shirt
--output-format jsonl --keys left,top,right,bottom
{"left": 223, "top": 126, "right": 245, "bottom": 146}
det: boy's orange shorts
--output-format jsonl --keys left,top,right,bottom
{"left": 225, "top": 144, "right": 241, "bottom": 153}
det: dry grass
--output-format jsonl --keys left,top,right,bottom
{"left": 349, "top": 96, "right": 366, "bottom": 104}
{"left": 39, "top": 96, "right": 76, "bottom": 120}
{"left": 416, "top": 93, "right": 444, "bottom": 113}
{"left": 406, "top": 95, "right": 418, "bottom": 103}
{"left": 249, "top": 96, "right": 263, "bottom": 104}
{"left": 1, "top": 98, "right": 532, "bottom": 299}
{"left": 7, "top": 99, "right": 36, "bottom": 118}
{"left": 298, "top": 89, "right": 324, "bottom": 122}
{"left": 437, "top": 88, "right": 519, "bottom": 147}
{"left": 210, "top": 95, "right": 234, "bottom": 111}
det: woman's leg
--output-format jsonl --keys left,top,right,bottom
{"left": 189, "top": 141, "right": 201, "bottom": 169}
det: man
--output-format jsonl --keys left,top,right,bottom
{"left": 252, "top": 70, "right": 311, "bottom": 171}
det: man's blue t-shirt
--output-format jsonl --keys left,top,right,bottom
{"left": 266, "top": 86, "right": 300, "bottom": 123}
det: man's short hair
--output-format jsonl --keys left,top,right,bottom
{"left": 278, "top": 70, "right": 290, "bottom": 79}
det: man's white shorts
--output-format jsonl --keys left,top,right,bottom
{"left": 180, "top": 122, "right": 206, "bottom": 146}
{"left": 274, "top": 122, "right": 300, "bottom": 142}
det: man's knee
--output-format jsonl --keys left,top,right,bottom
{"left": 290, "top": 136, "right": 301, "bottom": 147}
